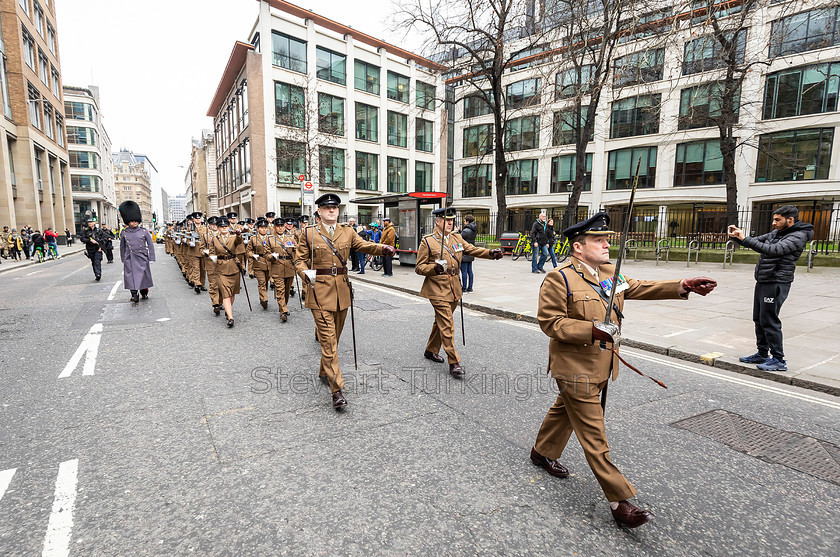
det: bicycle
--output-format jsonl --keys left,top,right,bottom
{"left": 365, "top": 253, "right": 383, "bottom": 271}
{"left": 553, "top": 238, "right": 570, "bottom": 263}
{"left": 34, "top": 246, "right": 45, "bottom": 263}
{"left": 511, "top": 233, "right": 533, "bottom": 261}
{"left": 46, "top": 243, "right": 58, "bottom": 260}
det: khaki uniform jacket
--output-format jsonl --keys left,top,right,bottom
{"left": 295, "top": 223, "right": 384, "bottom": 312}
{"left": 183, "top": 224, "right": 204, "bottom": 256}
{"left": 538, "top": 257, "right": 685, "bottom": 383}
{"left": 381, "top": 224, "right": 396, "bottom": 247}
{"left": 210, "top": 233, "right": 245, "bottom": 276}
{"left": 415, "top": 231, "right": 492, "bottom": 301}
{"left": 271, "top": 229, "right": 297, "bottom": 278}
{"left": 245, "top": 233, "right": 274, "bottom": 272}
{"left": 199, "top": 228, "right": 216, "bottom": 261}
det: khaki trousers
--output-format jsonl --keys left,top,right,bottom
{"left": 534, "top": 378, "right": 636, "bottom": 502}
{"left": 186, "top": 254, "right": 202, "bottom": 285}
{"left": 425, "top": 299, "right": 460, "bottom": 364}
{"left": 273, "top": 276, "right": 294, "bottom": 313}
{"left": 312, "top": 308, "right": 348, "bottom": 393}
{"left": 206, "top": 265, "right": 220, "bottom": 307}
{"left": 254, "top": 268, "right": 270, "bottom": 303}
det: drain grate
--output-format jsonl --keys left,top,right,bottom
{"left": 672, "top": 410, "right": 840, "bottom": 486}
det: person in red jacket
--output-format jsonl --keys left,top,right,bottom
{"left": 44, "top": 228, "right": 60, "bottom": 259}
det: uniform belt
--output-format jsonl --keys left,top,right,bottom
{"left": 274, "top": 255, "right": 292, "bottom": 260}
{"left": 217, "top": 254, "right": 235, "bottom": 260}
{"left": 446, "top": 268, "right": 459, "bottom": 276}
{"left": 315, "top": 266, "right": 347, "bottom": 276}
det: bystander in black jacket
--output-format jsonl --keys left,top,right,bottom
{"left": 737, "top": 221, "right": 814, "bottom": 283}
{"left": 460, "top": 221, "right": 478, "bottom": 263}
{"left": 530, "top": 219, "right": 548, "bottom": 245}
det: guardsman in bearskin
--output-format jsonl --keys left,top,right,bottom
{"left": 530, "top": 212, "right": 716, "bottom": 528}
{"left": 118, "top": 200, "right": 156, "bottom": 303}
{"left": 271, "top": 216, "right": 298, "bottom": 322}
{"left": 208, "top": 217, "right": 246, "bottom": 327}
{"left": 416, "top": 207, "right": 503, "bottom": 376}
{"left": 246, "top": 218, "right": 274, "bottom": 310}
{"left": 295, "top": 194, "right": 395, "bottom": 409}
{"left": 201, "top": 216, "right": 222, "bottom": 316}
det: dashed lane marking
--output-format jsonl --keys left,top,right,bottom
{"left": 58, "top": 323, "right": 103, "bottom": 379}
{"left": 42, "top": 459, "right": 79, "bottom": 557}
{"left": 107, "top": 280, "right": 122, "bottom": 301}
{"left": 26, "top": 270, "right": 44, "bottom": 276}
{"left": 0, "top": 468, "right": 16, "bottom": 502}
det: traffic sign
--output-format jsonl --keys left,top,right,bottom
{"left": 409, "top": 192, "right": 447, "bottom": 198}
{"left": 303, "top": 193, "right": 314, "bottom": 205}
{"left": 298, "top": 174, "right": 306, "bottom": 181}
{"left": 303, "top": 181, "right": 314, "bottom": 191}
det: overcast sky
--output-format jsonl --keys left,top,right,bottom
{"left": 56, "top": 0, "right": 415, "bottom": 197}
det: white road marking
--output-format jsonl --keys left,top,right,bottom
{"left": 663, "top": 328, "right": 697, "bottom": 338}
{"left": 58, "top": 324, "right": 103, "bottom": 378}
{"left": 27, "top": 270, "right": 44, "bottom": 276}
{"left": 0, "top": 468, "right": 16, "bottom": 502}
{"left": 797, "top": 354, "right": 840, "bottom": 373}
{"left": 354, "top": 281, "right": 427, "bottom": 302}
{"left": 107, "top": 280, "right": 122, "bottom": 301}
{"left": 156, "top": 317, "right": 171, "bottom": 322}
{"left": 42, "top": 459, "right": 79, "bottom": 557}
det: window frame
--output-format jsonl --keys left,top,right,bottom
{"left": 274, "top": 81, "right": 305, "bottom": 128}
{"left": 387, "top": 156, "right": 408, "bottom": 193}
{"left": 506, "top": 78, "right": 541, "bottom": 109}
{"left": 271, "top": 31, "right": 307, "bottom": 73}
{"left": 355, "top": 151, "right": 379, "bottom": 190}
{"left": 416, "top": 118, "right": 434, "bottom": 152}
{"left": 674, "top": 139, "right": 726, "bottom": 187}
{"left": 354, "top": 59, "right": 380, "bottom": 95}
{"left": 317, "top": 92, "right": 344, "bottom": 136}
{"left": 462, "top": 164, "right": 492, "bottom": 197}
{"left": 319, "top": 146, "right": 345, "bottom": 188}
{"left": 355, "top": 103, "right": 378, "bottom": 142}
{"left": 505, "top": 115, "right": 540, "bottom": 151}
{"left": 387, "top": 71, "right": 410, "bottom": 103}
{"left": 610, "top": 94, "right": 661, "bottom": 139}
{"left": 505, "top": 159, "right": 539, "bottom": 195}
{"left": 755, "top": 127, "right": 834, "bottom": 182}
{"left": 387, "top": 110, "right": 408, "bottom": 148}
{"left": 607, "top": 146, "right": 658, "bottom": 190}
{"left": 315, "top": 46, "right": 346, "bottom": 85}
{"left": 550, "top": 153, "right": 593, "bottom": 192}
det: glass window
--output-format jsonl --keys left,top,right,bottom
{"left": 50, "top": 67, "right": 59, "bottom": 96}
{"left": 1, "top": 54, "right": 11, "bottom": 119}
{"left": 553, "top": 108, "right": 592, "bottom": 146}
{"left": 505, "top": 115, "right": 540, "bottom": 151}
{"left": 354, "top": 60, "right": 380, "bottom": 94}
{"left": 38, "top": 49, "right": 48, "bottom": 85}
{"left": 770, "top": 7, "right": 840, "bottom": 58}
{"left": 43, "top": 101, "right": 52, "bottom": 138}
{"left": 316, "top": 46, "right": 346, "bottom": 85}
{"left": 613, "top": 48, "right": 664, "bottom": 87}
{"left": 33, "top": 1, "right": 44, "bottom": 36}
{"left": 271, "top": 31, "right": 307, "bottom": 73}
{"left": 275, "top": 139, "right": 305, "bottom": 183}
{"left": 387, "top": 71, "right": 410, "bottom": 103}
{"left": 387, "top": 156, "right": 407, "bottom": 193}
{"left": 416, "top": 118, "right": 433, "bottom": 152}
{"left": 506, "top": 159, "right": 539, "bottom": 195}
{"left": 318, "top": 93, "right": 344, "bottom": 136}
{"left": 387, "top": 111, "right": 407, "bottom": 147}
{"left": 463, "top": 92, "right": 493, "bottom": 118}
{"left": 683, "top": 31, "right": 746, "bottom": 75}
{"left": 34, "top": 149, "right": 42, "bottom": 191}
{"left": 70, "top": 174, "right": 101, "bottom": 193}
{"left": 551, "top": 154, "right": 592, "bottom": 192}
{"left": 47, "top": 23, "right": 55, "bottom": 54}
{"left": 319, "top": 146, "right": 345, "bottom": 188}
{"left": 275, "top": 81, "right": 305, "bottom": 128}
{"left": 610, "top": 94, "right": 661, "bottom": 138}
{"left": 607, "top": 146, "right": 657, "bottom": 189}
{"left": 28, "top": 83, "right": 40, "bottom": 128}
{"left": 463, "top": 124, "right": 493, "bottom": 157}
{"left": 674, "top": 140, "right": 725, "bottom": 186}
{"left": 417, "top": 81, "right": 436, "bottom": 110}
{"left": 763, "top": 62, "right": 840, "bottom": 119}
{"left": 618, "top": 8, "right": 672, "bottom": 44}
{"left": 679, "top": 82, "right": 740, "bottom": 130}
{"left": 355, "top": 103, "right": 378, "bottom": 142}
{"left": 506, "top": 78, "right": 541, "bottom": 109}
{"left": 7, "top": 141, "right": 15, "bottom": 186}
{"left": 756, "top": 128, "right": 833, "bottom": 182}
{"left": 55, "top": 113, "right": 63, "bottom": 147}
{"left": 67, "top": 125, "right": 96, "bottom": 145}
{"left": 415, "top": 161, "right": 433, "bottom": 192}
{"left": 69, "top": 150, "right": 99, "bottom": 169}
{"left": 64, "top": 101, "right": 95, "bottom": 122}
{"left": 462, "top": 164, "right": 492, "bottom": 197}
{"left": 556, "top": 65, "right": 594, "bottom": 99}
{"left": 356, "top": 151, "right": 378, "bottom": 190}
{"left": 22, "top": 29, "right": 35, "bottom": 69}
{"left": 19, "top": 0, "right": 29, "bottom": 17}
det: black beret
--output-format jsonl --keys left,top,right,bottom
{"left": 432, "top": 207, "right": 457, "bottom": 219}
{"left": 315, "top": 193, "right": 341, "bottom": 207}
{"left": 563, "top": 211, "right": 614, "bottom": 240}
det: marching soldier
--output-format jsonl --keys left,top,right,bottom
{"left": 271, "top": 216, "right": 298, "bottom": 322}
{"left": 530, "top": 212, "right": 716, "bottom": 528}
{"left": 226, "top": 212, "right": 240, "bottom": 233}
{"left": 164, "top": 222, "right": 174, "bottom": 255}
{"left": 201, "top": 216, "right": 222, "bottom": 316}
{"left": 209, "top": 217, "right": 246, "bottom": 327}
{"left": 183, "top": 212, "right": 206, "bottom": 294}
{"left": 415, "top": 207, "right": 503, "bottom": 376}
{"left": 295, "top": 194, "right": 395, "bottom": 409}
{"left": 246, "top": 218, "right": 274, "bottom": 310}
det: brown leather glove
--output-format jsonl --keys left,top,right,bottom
{"left": 592, "top": 322, "right": 619, "bottom": 343}
{"left": 433, "top": 263, "right": 446, "bottom": 275}
{"left": 680, "top": 276, "right": 717, "bottom": 296}
{"left": 488, "top": 248, "right": 503, "bottom": 260}
{"left": 381, "top": 245, "right": 396, "bottom": 257}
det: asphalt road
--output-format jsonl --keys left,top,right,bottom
{"left": 1, "top": 250, "right": 839, "bottom": 556}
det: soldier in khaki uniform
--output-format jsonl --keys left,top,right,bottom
{"left": 200, "top": 216, "right": 222, "bottom": 316}
{"left": 295, "top": 194, "right": 395, "bottom": 409}
{"left": 208, "top": 217, "right": 246, "bottom": 328}
{"left": 183, "top": 212, "right": 206, "bottom": 294}
{"left": 245, "top": 218, "right": 274, "bottom": 310}
{"left": 531, "top": 212, "right": 716, "bottom": 528}
{"left": 164, "top": 223, "right": 174, "bottom": 255}
{"left": 271, "top": 216, "right": 298, "bottom": 322}
{"left": 416, "top": 207, "right": 503, "bottom": 376}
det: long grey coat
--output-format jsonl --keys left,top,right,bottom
{"left": 120, "top": 226, "right": 156, "bottom": 290}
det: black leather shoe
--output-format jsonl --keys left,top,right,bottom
{"left": 189, "top": 281, "right": 195, "bottom": 287}
{"left": 449, "top": 363, "right": 464, "bottom": 377}
{"left": 529, "top": 447, "right": 569, "bottom": 478}
{"left": 200, "top": 286, "right": 207, "bottom": 291}
{"left": 213, "top": 305, "right": 221, "bottom": 316}
{"left": 140, "top": 289, "right": 148, "bottom": 299}
{"left": 226, "top": 318, "right": 234, "bottom": 328}
{"left": 332, "top": 390, "right": 347, "bottom": 409}
{"left": 424, "top": 350, "right": 445, "bottom": 363}
{"left": 194, "top": 285, "right": 201, "bottom": 294}
{"left": 130, "top": 294, "right": 139, "bottom": 303}
{"left": 611, "top": 501, "right": 654, "bottom": 528}
{"left": 260, "top": 300, "right": 268, "bottom": 310}
{"left": 95, "top": 276, "right": 101, "bottom": 281}
{"left": 280, "top": 312, "right": 288, "bottom": 323}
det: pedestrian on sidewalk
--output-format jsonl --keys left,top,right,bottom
{"left": 531, "top": 211, "right": 717, "bottom": 529}
{"left": 530, "top": 212, "right": 549, "bottom": 273}
{"left": 44, "top": 228, "right": 60, "bottom": 259}
{"left": 417, "top": 207, "right": 503, "bottom": 377}
{"left": 65, "top": 228, "right": 73, "bottom": 246}
{"left": 546, "top": 218, "right": 558, "bottom": 268}
{"left": 8, "top": 229, "right": 23, "bottom": 260}
{"left": 119, "top": 201, "right": 155, "bottom": 304}
{"left": 21, "top": 227, "right": 31, "bottom": 259}
{"left": 459, "top": 214, "right": 478, "bottom": 292}
{"left": 381, "top": 217, "right": 396, "bottom": 276}
{"left": 348, "top": 218, "right": 360, "bottom": 271}
{"left": 729, "top": 205, "right": 814, "bottom": 372}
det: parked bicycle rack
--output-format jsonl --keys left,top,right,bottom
{"left": 686, "top": 239, "right": 700, "bottom": 267}
{"left": 806, "top": 240, "right": 817, "bottom": 272}
{"left": 655, "top": 239, "right": 670, "bottom": 266}
{"left": 625, "top": 239, "right": 639, "bottom": 261}
{"left": 723, "top": 240, "right": 736, "bottom": 268}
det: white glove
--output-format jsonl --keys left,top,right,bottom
{"left": 202, "top": 249, "right": 209, "bottom": 255}
{"left": 188, "top": 242, "right": 195, "bottom": 247}
{"left": 252, "top": 254, "right": 259, "bottom": 260}
{"left": 303, "top": 269, "right": 316, "bottom": 284}
{"left": 273, "top": 252, "right": 280, "bottom": 260}
{"left": 209, "top": 255, "right": 218, "bottom": 263}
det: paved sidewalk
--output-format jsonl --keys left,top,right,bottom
{"left": 353, "top": 255, "right": 840, "bottom": 396}
{"left": 0, "top": 244, "right": 87, "bottom": 275}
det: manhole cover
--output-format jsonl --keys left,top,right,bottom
{"left": 672, "top": 410, "right": 840, "bottom": 485}
{"left": 354, "top": 299, "right": 398, "bottom": 311}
